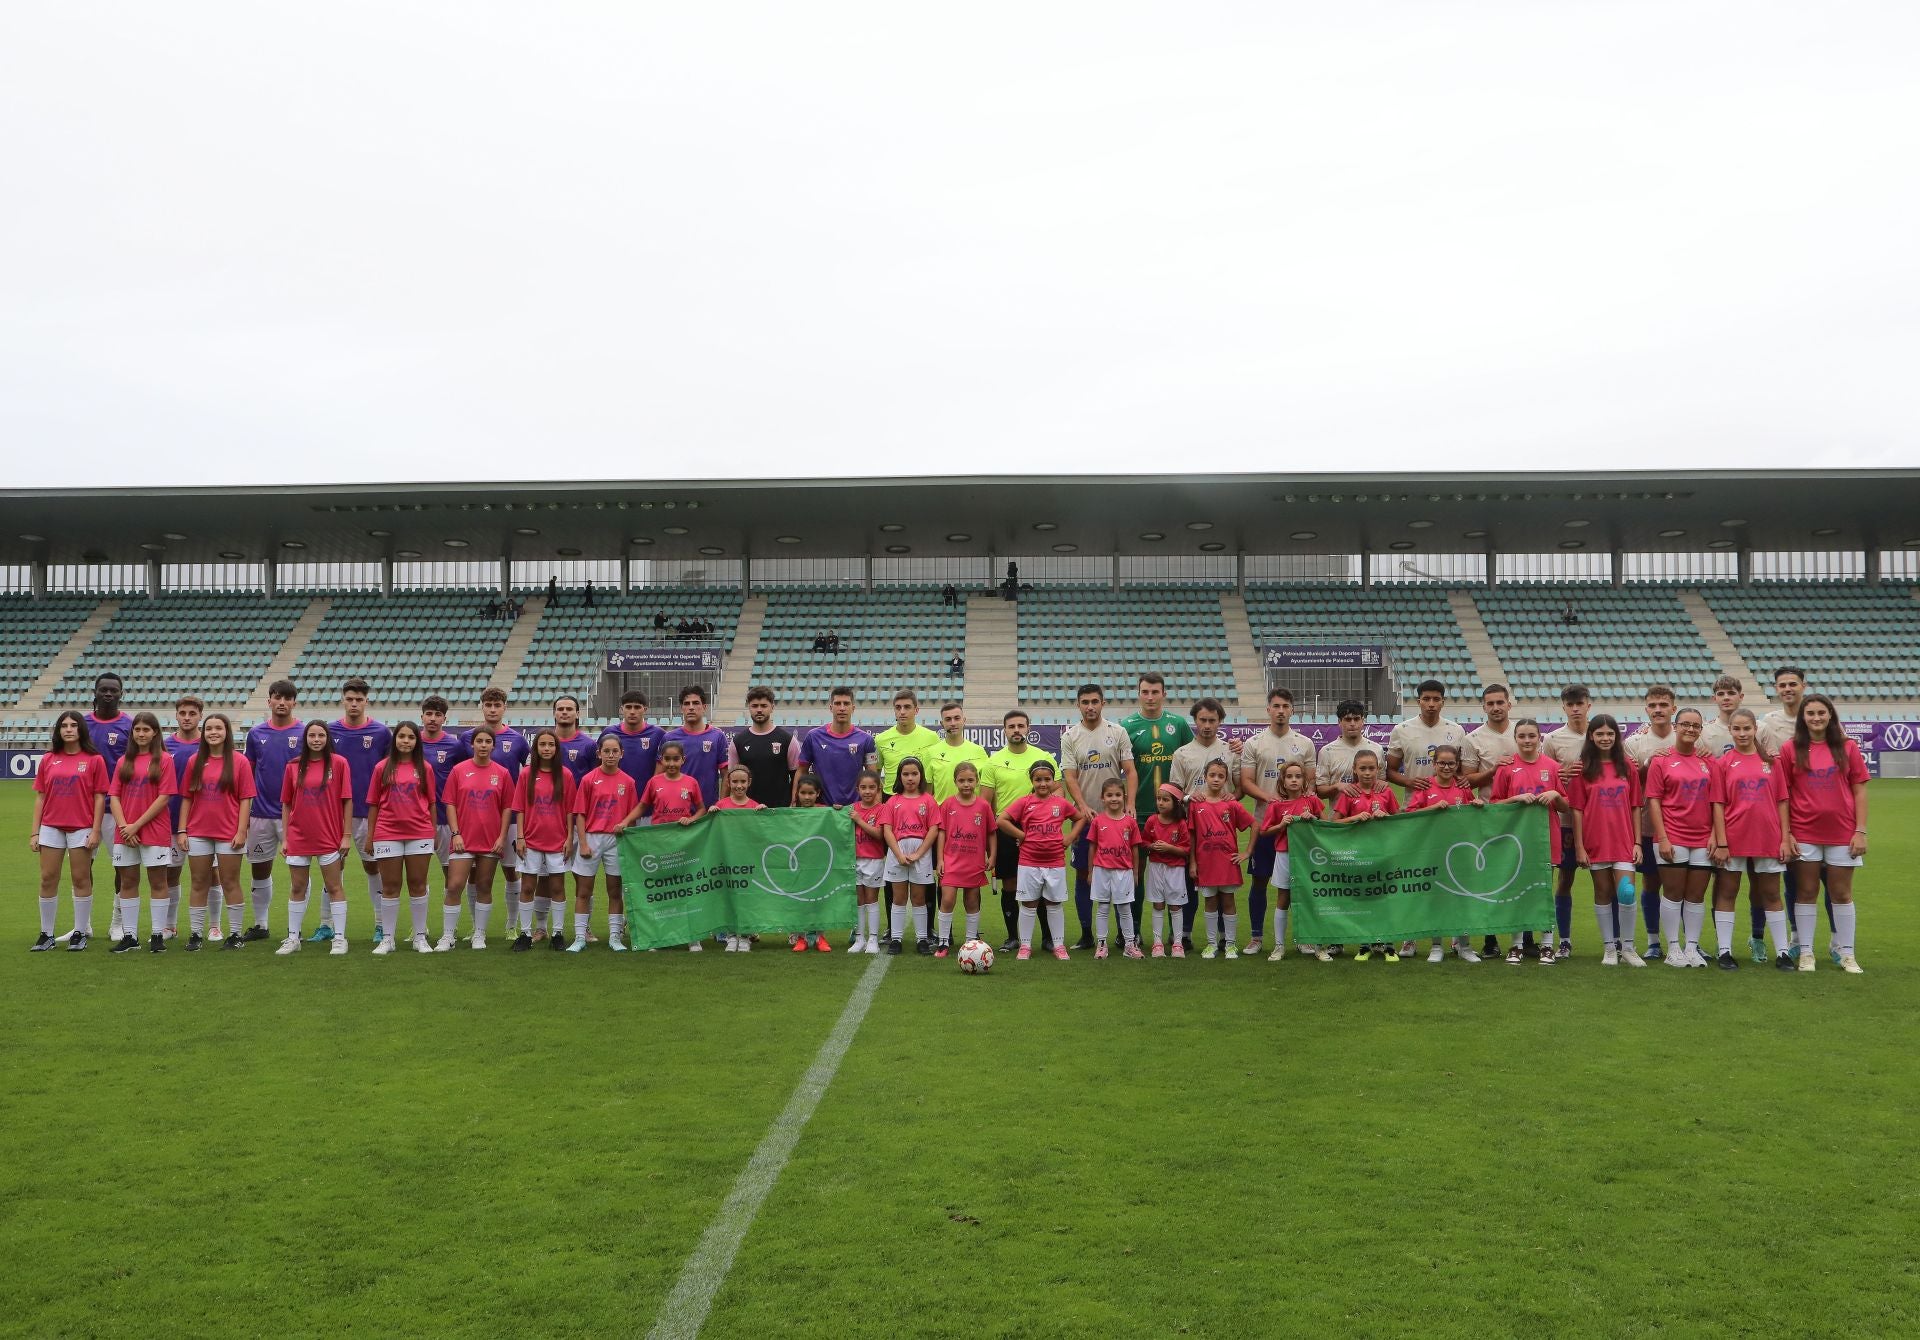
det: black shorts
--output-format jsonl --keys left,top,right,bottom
{"left": 1248, "top": 830, "right": 1278, "bottom": 885}
{"left": 995, "top": 837, "right": 1021, "bottom": 885}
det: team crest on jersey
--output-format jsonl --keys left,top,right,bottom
{"left": 771, "top": 742, "right": 783, "bottom": 754}
{"left": 362, "top": 738, "right": 372, "bottom": 749}
{"left": 847, "top": 741, "right": 860, "bottom": 754}
{"left": 702, "top": 740, "right": 714, "bottom": 753}
{"left": 108, "top": 732, "right": 121, "bottom": 745}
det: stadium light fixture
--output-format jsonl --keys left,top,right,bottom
{"left": 1185, "top": 521, "right": 1213, "bottom": 531}
{"left": 1558, "top": 540, "right": 1586, "bottom": 550}
{"left": 1659, "top": 529, "right": 1686, "bottom": 538}
{"left": 1462, "top": 530, "right": 1487, "bottom": 539}
{"left": 557, "top": 547, "right": 583, "bottom": 557}
{"left": 776, "top": 535, "right": 802, "bottom": 544}
{"left": 1388, "top": 541, "right": 1415, "bottom": 550}
{"left": 396, "top": 549, "right": 421, "bottom": 558}
{"left": 1289, "top": 531, "right": 1317, "bottom": 541}
{"left": 698, "top": 546, "right": 724, "bottom": 556}
{"left": 1904, "top": 538, "right": 1920, "bottom": 546}
{"left": 945, "top": 533, "right": 971, "bottom": 543}
{"left": 879, "top": 522, "right": 906, "bottom": 532}
{"left": 513, "top": 527, "right": 539, "bottom": 536}
{"left": 162, "top": 531, "right": 187, "bottom": 541}
{"left": 1032, "top": 522, "right": 1058, "bottom": 532}
{"left": 368, "top": 529, "right": 392, "bottom": 538}
{"left": 629, "top": 537, "right": 654, "bottom": 546}
{"left": 1708, "top": 539, "right": 1736, "bottom": 548}
{"left": 19, "top": 533, "right": 45, "bottom": 542}
{"left": 1563, "top": 519, "right": 1590, "bottom": 528}
{"left": 1198, "top": 542, "right": 1226, "bottom": 552}
{"left": 280, "top": 540, "right": 306, "bottom": 549}
{"left": 663, "top": 526, "right": 689, "bottom": 536}
{"left": 1720, "top": 518, "right": 1747, "bottom": 527}
{"left": 140, "top": 542, "right": 165, "bottom": 551}
{"left": 1408, "top": 519, "right": 1434, "bottom": 529}
{"left": 219, "top": 551, "right": 244, "bottom": 560}
{"left": 884, "top": 544, "right": 910, "bottom": 554}
{"left": 442, "top": 538, "right": 470, "bottom": 548}
{"left": 1812, "top": 528, "right": 1838, "bottom": 537}
{"left": 1139, "top": 531, "right": 1165, "bottom": 541}
{"left": 1051, "top": 543, "right": 1078, "bottom": 553}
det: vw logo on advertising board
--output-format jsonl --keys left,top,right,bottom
{"left": 1884, "top": 723, "right": 1916, "bottom": 751}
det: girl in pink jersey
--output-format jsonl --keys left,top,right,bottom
{"left": 714, "top": 765, "right": 767, "bottom": 953}
{"left": 1403, "top": 745, "right": 1484, "bottom": 964}
{"left": 935, "top": 761, "right": 996, "bottom": 958}
{"left": 998, "top": 760, "right": 1087, "bottom": 962}
{"left": 365, "top": 722, "right": 436, "bottom": 955}
{"left": 1569, "top": 716, "right": 1643, "bottom": 967}
{"left": 1333, "top": 750, "right": 1398, "bottom": 961}
{"left": 1188, "top": 758, "right": 1252, "bottom": 960}
{"left": 1084, "top": 778, "right": 1144, "bottom": 960}
{"left": 280, "top": 722, "right": 353, "bottom": 955}
{"left": 1777, "top": 694, "right": 1868, "bottom": 973}
{"left": 1488, "top": 719, "right": 1562, "bottom": 964}
{"left": 882, "top": 758, "right": 941, "bottom": 956}
{"left": 846, "top": 771, "right": 889, "bottom": 954}
{"left": 29, "top": 711, "right": 107, "bottom": 952}
{"left": 441, "top": 726, "right": 513, "bottom": 951}
{"left": 1645, "top": 709, "right": 1717, "bottom": 967}
{"left": 1141, "top": 785, "right": 1191, "bottom": 958}
{"left": 634, "top": 741, "right": 703, "bottom": 951}
{"left": 512, "top": 730, "right": 578, "bottom": 950}
{"left": 106, "top": 713, "right": 175, "bottom": 954}
{"left": 1709, "top": 708, "right": 1794, "bottom": 972}
{"left": 177, "top": 715, "right": 258, "bottom": 951}
{"left": 1257, "top": 761, "right": 1323, "bottom": 962}
{"left": 783, "top": 775, "right": 831, "bottom": 954}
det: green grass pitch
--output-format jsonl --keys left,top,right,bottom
{"left": 4, "top": 780, "right": 1916, "bottom": 1339}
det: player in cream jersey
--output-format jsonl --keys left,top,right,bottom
{"left": 1315, "top": 701, "right": 1374, "bottom": 799}
{"left": 1239, "top": 688, "right": 1317, "bottom": 957}
{"left": 1463, "top": 683, "right": 1518, "bottom": 955}
{"left": 1538, "top": 685, "right": 1591, "bottom": 960}
{"left": 1756, "top": 665, "right": 1805, "bottom": 758}
{"left": 1385, "top": 681, "right": 1475, "bottom": 792}
{"left": 1620, "top": 685, "right": 1678, "bottom": 959}
{"left": 1696, "top": 675, "right": 1746, "bottom": 758}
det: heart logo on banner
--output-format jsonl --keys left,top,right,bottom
{"left": 753, "top": 836, "right": 836, "bottom": 901}
{"left": 1440, "top": 835, "right": 1524, "bottom": 903}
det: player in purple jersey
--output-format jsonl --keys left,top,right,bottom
{"left": 551, "top": 695, "right": 599, "bottom": 779}
{"left": 457, "top": 687, "right": 531, "bottom": 933}
{"left": 85, "top": 673, "right": 134, "bottom": 772}
{"left": 416, "top": 693, "right": 468, "bottom": 868}
{"left": 240, "top": 678, "right": 304, "bottom": 942}
{"left": 599, "top": 690, "right": 665, "bottom": 792}
{"left": 795, "top": 686, "right": 880, "bottom": 807}
{"left": 663, "top": 685, "right": 727, "bottom": 807}
{"left": 156, "top": 695, "right": 207, "bottom": 941}
{"left": 322, "top": 677, "right": 393, "bottom": 942}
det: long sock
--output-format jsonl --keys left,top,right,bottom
{"left": 1713, "top": 910, "right": 1735, "bottom": 956}
{"left": 1554, "top": 891, "right": 1572, "bottom": 940}
{"left": 1206, "top": 908, "right": 1219, "bottom": 947}
{"left": 330, "top": 899, "right": 347, "bottom": 935}
{"left": 574, "top": 911, "right": 590, "bottom": 942}
{"left": 189, "top": 905, "right": 207, "bottom": 935}
{"left": 1117, "top": 903, "right": 1135, "bottom": 942}
{"left": 209, "top": 886, "right": 224, "bottom": 930}
{"left": 533, "top": 895, "right": 550, "bottom": 932}
{"left": 937, "top": 909, "right": 953, "bottom": 941}
{"left": 1612, "top": 901, "right": 1634, "bottom": 951}
{"left": 1681, "top": 901, "right": 1706, "bottom": 954}
{"left": 367, "top": 882, "right": 380, "bottom": 927}
{"left": 250, "top": 878, "right": 272, "bottom": 927}
{"left": 1000, "top": 886, "right": 1019, "bottom": 940}
{"left": 227, "top": 897, "right": 246, "bottom": 935}
{"left": 1822, "top": 878, "right": 1835, "bottom": 931}
{"left": 1273, "top": 907, "right": 1288, "bottom": 948}
{"left": 288, "top": 896, "right": 307, "bottom": 936}
{"left": 890, "top": 903, "right": 907, "bottom": 942}
{"left": 606, "top": 911, "right": 622, "bottom": 942}
{"left": 1831, "top": 902, "right": 1856, "bottom": 954}
{"left": 1764, "top": 908, "right": 1790, "bottom": 955}
{"left": 1594, "top": 903, "right": 1618, "bottom": 948}
{"left": 1018, "top": 905, "right": 1036, "bottom": 947}
{"left": 379, "top": 896, "right": 400, "bottom": 939}
{"left": 1748, "top": 897, "right": 1766, "bottom": 938}
{"left": 503, "top": 876, "right": 521, "bottom": 910}
{"left": 118, "top": 896, "right": 141, "bottom": 939}
{"left": 1046, "top": 904, "right": 1065, "bottom": 947}
{"left": 72, "top": 893, "right": 93, "bottom": 935}
{"left": 1150, "top": 905, "right": 1165, "bottom": 944}
{"left": 476, "top": 902, "right": 494, "bottom": 937}
{"left": 1223, "top": 912, "right": 1237, "bottom": 946}
{"left": 38, "top": 896, "right": 59, "bottom": 935}
{"left": 964, "top": 910, "right": 980, "bottom": 941}
{"left": 519, "top": 895, "right": 536, "bottom": 933}
{"left": 1641, "top": 888, "right": 1660, "bottom": 936}
{"left": 1793, "top": 903, "right": 1817, "bottom": 953}
{"left": 1659, "top": 896, "right": 1683, "bottom": 953}
{"left": 1094, "top": 903, "right": 1109, "bottom": 944}
{"left": 443, "top": 903, "right": 461, "bottom": 938}
{"left": 912, "top": 904, "right": 928, "bottom": 942}
{"left": 150, "top": 894, "right": 169, "bottom": 937}
{"left": 409, "top": 895, "right": 428, "bottom": 937}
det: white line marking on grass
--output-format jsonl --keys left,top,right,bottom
{"left": 647, "top": 954, "right": 891, "bottom": 1340}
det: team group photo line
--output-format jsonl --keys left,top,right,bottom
{"left": 25, "top": 663, "right": 1870, "bottom": 974}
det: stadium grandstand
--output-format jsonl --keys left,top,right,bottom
{"left": 2, "top": 471, "right": 1917, "bottom": 750}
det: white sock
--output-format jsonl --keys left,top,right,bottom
{"left": 118, "top": 897, "right": 141, "bottom": 938}
{"left": 911, "top": 904, "right": 928, "bottom": 941}
{"left": 1831, "top": 902, "right": 1856, "bottom": 954}
{"left": 365, "top": 869, "right": 383, "bottom": 899}
{"left": 519, "top": 897, "right": 536, "bottom": 934}
{"left": 1594, "top": 903, "right": 1618, "bottom": 948}
{"left": 964, "top": 910, "right": 980, "bottom": 941}
{"left": 1117, "top": 903, "right": 1136, "bottom": 942}
{"left": 227, "top": 897, "right": 246, "bottom": 935}
{"left": 1713, "top": 910, "right": 1735, "bottom": 956}
{"left": 1151, "top": 905, "right": 1165, "bottom": 944}
{"left": 167, "top": 887, "right": 181, "bottom": 931}
{"left": 189, "top": 905, "right": 207, "bottom": 935}
{"left": 534, "top": 895, "right": 552, "bottom": 931}
{"left": 1793, "top": 903, "right": 1817, "bottom": 952}
{"left": 443, "top": 903, "right": 461, "bottom": 938}
{"left": 575, "top": 911, "right": 590, "bottom": 941}
{"left": 503, "top": 876, "right": 521, "bottom": 906}
{"left": 1045, "top": 904, "right": 1065, "bottom": 946}
{"left": 288, "top": 897, "right": 307, "bottom": 936}
{"left": 251, "top": 878, "right": 272, "bottom": 927}
{"left": 379, "top": 896, "right": 400, "bottom": 938}
{"left": 1659, "top": 896, "right": 1683, "bottom": 953}
{"left": 1273, "top": 907, "right": 1288, "bottom": 947}
{"left": 330, "top": 900, "right": 348, "bottom": 935}
{"left": 937, "top": 909, "right": 953, "bottom": 941}
{"left": 1681, "top": 901, "right": 1705, "bottom": 954}
{"left": 150, "top": 894, "right": 169, "bottom": 937}
{"left": 72, "top": 893, "right": 93, "bottom": 934}
{"left": 1205, "top": 908, "right": 1219, "bottom": 946}
{"left": 1765, "top": 908, "right": 1790, "bottom": 955}
{"left": 475, "top": 902, "right": 493, "bottom": 936}
{"left": 1223, "top": 912, "right": 1237, "bottom": 946}
{"left": 209, "top": 886, "right": 224, "bottom": 929}
{"left": 1094, "top": 903, "right": 1109, "bottom": 944}
{"left": 890, "top": 903, "right": 907, "bottom": 941}
{"left": 410, "top": 895, "right": 429, "bottom": 936}
{"left": 367, "top": 884, "right": 381, "bottom": 926}
{"left": 608, "top": 912, "right": 623, "bottom": 941}
{"left": 1018, "top": 905, "right": 1036, "bottom": 947}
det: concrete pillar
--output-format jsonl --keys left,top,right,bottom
{"left": 1484, "top": 540, "right": 1497, "bottom": 587}
{"left": 620, "top": 557, "right": 632, "bottom": 596}
{"left": 381, "top": 557, "right": 394, "bottom": 599}
{"left": 1358, "top": 550, "right": 1372, "bottom": 588}
{"left": 31, "top": 559, "right": 47, "bottom": 600}
{"left": 146, "top": 557, "right": 162, "bottom": 599}
{"left": 1736, "top": 548, "right": 1753, "bottom": 586}
{"left": 1235, "top": 552, "right": 1246, "bottom": 599}
{"left": 1864, "top": 548, "right": 1881, "bottom": 586}
{"left": 263, "top": 557, "right": 278, "bottom": 601}
{"left": 740, "top": 549, "right": 752, "bottom": 599}
{"left": 1609, "top": 547, "right": 1625, "bottom": 588}
{"left": 1110, "top": 556, "right": 1120, "bottom": 592}
{"left": 498, "top": 557, "right": 510, "bottom": 600}
{"left": 862, "top": 554, "right": 873, "bottom": 594}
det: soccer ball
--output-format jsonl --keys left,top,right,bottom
{"left": 957, "top": 940, "right": 994, "bottom": 974}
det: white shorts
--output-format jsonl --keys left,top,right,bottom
{"left": 1269, "top": 858, "right": 1293, "bottom": 891}
{"left": 1661, "top": 845, "right": 1712, "bottom": 868}
{"left": 285, "top": 850, "right": 343, "bottom": 868}
{"left": 1144, "top": 863, "right": 1188, "bottom": 906}
{"left": 36, "top": 825, "right": 95, "bottom": 850}
{"left": 1197, "top": 885, "right": 1237, "bottom": 900}
{"left": 351, "top": 816, "right": 375, "bottom": 863}
{"left": 883, "top": 847, "right": 936, "bottom": 886}
{"left": 112, "top": 842, "right": 173, "bottom": 868}
{"left": 245, "top": 817, "right": 283, "bottom": 863}
{"left": 187, "top": 835, "right": 242, "bottom": 857}
{"left": 1795, "top": 842, "right": 1863, "bottom": 868}
{"left": 570, "top": 831, "right": 622, "bottom": 878}
{"left": 856, "top": 855, "right": 886, "bottom": 888}
{"left": 99, "top": 813, "right": 117, "bottom": 847}
{"left": 435, "top": 823, "right": 455, "bottom": 866}
{"left": 1723, "top": 855, "right": 1786, "bottom": 874}
{"left": 446, "top": 837, "right": 503, "bottom": 864}
{"left": 1089, "top": 866, "right": 1135, "bottom": 904}
{"left": 1589, "top": 861, "right": 1636, "bottom": 872}
{"left": 372, "top": 838, "right": 435, "bottom": 860}
{"left": 521, "top": 848, "right": 569, "bottom": 877}
{"left": 1016, "top": 865, "right": 1068, "bottom": 904}
{"left": 498, "top": 817, "right": 520, "bottom": 868}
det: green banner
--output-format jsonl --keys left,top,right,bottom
{"left": 617, "top": 808, "right": 857, "bottom": 950}
{"left": 1288, "top": 802, "right": 1553, "bottom": 941}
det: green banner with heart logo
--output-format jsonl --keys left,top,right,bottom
{"left": 617, "top": 808, "right": 857, "bottom": 950}
{"left": 1287, "top": 802, "right": 1553, "bottom": 941}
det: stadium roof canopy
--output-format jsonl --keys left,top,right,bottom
{"left": 4, "top": 469, "right": 1919, "bottom": 567}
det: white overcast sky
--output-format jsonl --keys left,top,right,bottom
{"left": 3, "top": 2, "right": 1917, "bottom": 489}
